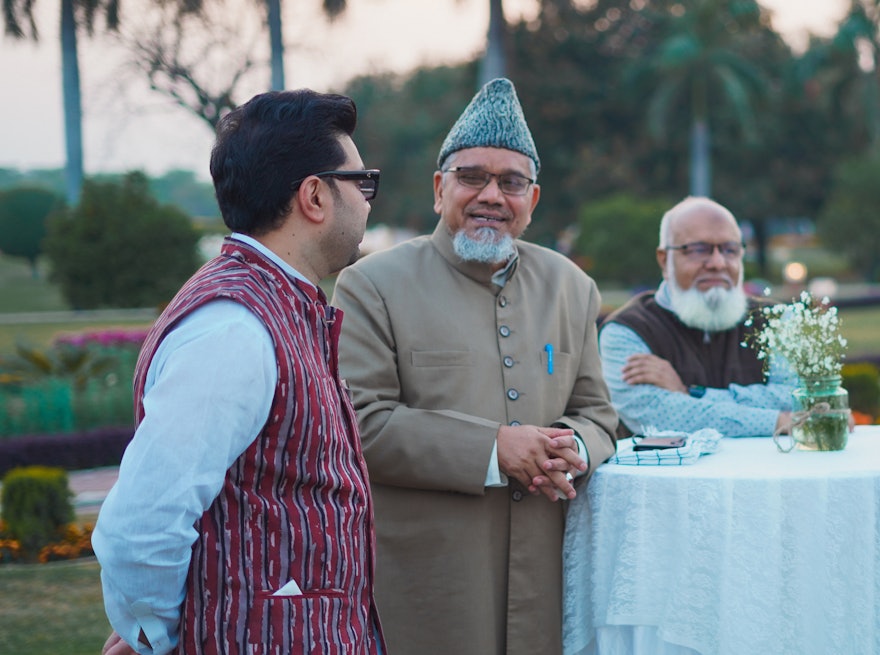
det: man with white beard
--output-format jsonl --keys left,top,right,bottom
{"left": 599, "top": 196, "right": 797, "bottom": 437}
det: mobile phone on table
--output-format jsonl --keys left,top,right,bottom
{"left": 632, "top": 436, "right": 687, "bottom": 451}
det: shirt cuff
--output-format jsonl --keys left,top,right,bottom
{"left": 573, "top": 434, "right": 589, "bottom": 478}
{"left": 485, "top": 440, "right": 508, "bottom": 487}
{"left": 131, "top": 601, "right": 174, "bottom": 655}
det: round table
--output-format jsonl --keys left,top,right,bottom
{"left": 563, "top": 426, "right": 880, "bottom": 655}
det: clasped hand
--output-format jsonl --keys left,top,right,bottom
{"left": 496, "top": 424, "right": 586, "bottom": 502}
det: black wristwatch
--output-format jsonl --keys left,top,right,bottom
{"left": 688, "top": 384, "right": 707, "bottom": 399}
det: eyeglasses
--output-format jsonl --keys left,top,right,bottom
{"left": 665, "top": 241, "right": 745, "bottom": 260}
{"left": 292, "top": 169, "right": 381, "bottom": 201}
{"left": 443, "top": 167, "right": 535, "bottom": 196}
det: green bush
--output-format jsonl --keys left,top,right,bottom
{"left": 1, "top": 466, "right": 74, "bottom": 558}
{"left": 0, "top": 187, "right": 63, "bottom": 278}
{"left": 574, "top": 194, "right": 672, "bottom": 289}
{"left": 842, "top": 362, "right": 880, "bottom": 418}
{"left": 44, "top": 171, "right": 200, "bottom": 309}
{"left": 0, "top": 377, "right": 75, "bottom": 436}
{"left": 818, "top": 154, "right": 880, "bottom": 282}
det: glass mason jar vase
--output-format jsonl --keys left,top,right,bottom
{"left": 791, "top": 375, "right": 850, "bottom": 451}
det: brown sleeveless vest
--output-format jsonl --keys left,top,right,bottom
{"left": 601, "top": 290, "right": 766, "bottom": 389}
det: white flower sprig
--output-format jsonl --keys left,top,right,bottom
{"left": 744, "top": 291, "right": 848, "bottom": 379}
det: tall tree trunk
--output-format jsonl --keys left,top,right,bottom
{"left": 478, "top": 0, "right": 507, "bottom": 87}
{"left": 750, "top": 215, "right": 769, "bottom": 277}
{"left": 864, "top": 68, "right": 880, "bottom": 149}
{"left": 60, "top": 0, "right": 83, "bottom": 205}
{"left": 267, "top": 0, "right": 285, "bottom": 90}
{"left": 690, "top": 118, "right": 711, "bottom": 197}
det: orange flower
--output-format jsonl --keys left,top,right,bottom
{"left": 851, "top": 410, "right": 875, "bottom": 426}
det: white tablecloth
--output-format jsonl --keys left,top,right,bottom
{"left": 563, "top": 426, "right": 880, "bottom": 655}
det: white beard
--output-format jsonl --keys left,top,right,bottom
{"left": 452, "top": 227, "right": 516, "bottom": 264}
{"left": 667, "top": 269, "right": 748, "bottom": 332}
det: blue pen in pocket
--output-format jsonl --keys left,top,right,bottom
{"left": 544, "top": 343, "right": 554, "bottom": 374}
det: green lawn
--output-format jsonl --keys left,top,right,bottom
{"left": 0, "top": 256, "right": 67, "bottom": 314}
{"left": 0, "top": 558, "right": 111, "bottom": 655}
{"left": 836, "top": 306, "right": 880, "bottom": 360}
{"left": 0, "top": 255, "right": 155, "bottom": 351}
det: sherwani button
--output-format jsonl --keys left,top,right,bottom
{"left": 507, "top": 388, "right": 519, "bottom": 400}
{"left": 512, "top": 490, "right": 524, "bottom": 501}
{"left": 510, "top": 420, "right": 521, "bottom": 426}
{"left": 503, "top": 356, "right": 515, "bottom": 368}
{"left": 499, "top": 296, "right": 508, "bottom": 308}
{"left": 499, "top": 325, "right": 511, "bottom": 337}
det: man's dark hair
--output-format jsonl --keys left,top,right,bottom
{"left": 210, "top": 89, "right": 358, "bottom": 234}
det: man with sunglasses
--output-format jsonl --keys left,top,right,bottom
{"left": 94, "top": 90, "right": 385, "bottom": 655}
{"left": 600, "top": 196, "right": 797, "bottom": 438}
{"left": 332, "top": 78, "right": 617, "bottom": 655}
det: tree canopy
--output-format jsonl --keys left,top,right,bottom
{"left": 337, "top": 0, "right": 879, "bottom": 282}
{"left": 0, "top": 187, "right": 63, "bottom": 277}
{"left": 44, "top": 172, "right": 200, "bottom": 309}
{"left": 818, "top": 154, "right": 880, "bottom": 281}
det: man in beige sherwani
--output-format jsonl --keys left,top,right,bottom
{"left": 332, "top": 78, "right": 618, "bottom": 655}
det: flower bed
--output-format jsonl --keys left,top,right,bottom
{"left": 0, "top": 520, "right": 94, "bottom": 564}
{"left": 0, "top": 328, "right": 147, "bottom": 438}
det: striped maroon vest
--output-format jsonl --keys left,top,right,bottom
{"left": 134, "top": 238, "right": 384, "bottom": 654}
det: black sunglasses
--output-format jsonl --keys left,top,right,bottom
{"left": 292, "top": 169, "right": 380, "bottom": 201}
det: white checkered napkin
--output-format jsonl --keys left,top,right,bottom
{"left": 611, "top": 428, "right": 723, "bottom": 466}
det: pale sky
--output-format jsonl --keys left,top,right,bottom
{"left": 0, "top": 0, "right": 848, "bottom": 180}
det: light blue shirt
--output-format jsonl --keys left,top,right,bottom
{"left": 92, "top": 234, "right": 305, "bottom": 655}
{"left": 599, "top": 285, "right": 797, "bottom": 437}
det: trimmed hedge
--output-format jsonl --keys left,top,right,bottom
{"left": 842, "top": 361, "right": 880, "bottom": 419}
{"left": 1, "top": 466, "right": 73, "bottom": 557}
{"left": 0, "top": 426, "right": 133, "bottom": 476}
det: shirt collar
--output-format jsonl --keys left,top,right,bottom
{"left": 655, "top": 280, "right": 673, "bottom": 311}
{"left": 230, "top": 232, "right": 315, "bottom": 289}
{"left": 492, "top": 255, "right": 518, "bottom": 288}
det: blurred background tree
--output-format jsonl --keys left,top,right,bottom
{"left": 5, "top": 0, "right": 880, "bottom": 291}
{"left": 574, "top": 194, "right": 673, "bottom": 289}
{"left": 817, "top": 153, "right": 880, "bottom": 281}
{"left": 624, "top": 0, "right": 767, "bottom": 197}
{"left": 0, "top": 187, "right": 63, "bottom": 278}
{"left": 2, "top": 0, "right": 122, "bottom": 204}
{"left": 43, "top": 171, "right": 200, "bottom": 309}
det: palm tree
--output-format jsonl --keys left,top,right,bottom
{"left": 478, "top": 0, "right": 507, "bottom": 86}
{"left": 626, "top": 0, "right": 766, "bottom": 196}
{"left": 267, "top": 0, "right": 346, "bottom": 91}
{"left": 3, "top": 0, "right": 120, "bottom": 205}
{"left": 830, "top": 0, "right": 880, "bottom": 148}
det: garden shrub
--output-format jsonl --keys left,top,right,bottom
{"left": 842, "top": 362, "right": 880, "bottom": 420}
{"left": 575, "top": 194, "right": 673, "bottom": 289}
{"left": 0, "top": 377, "right": 75, "bottom": 436}
{"left": 0, "top": 186, "right": 63, "bottom": 277}
{"left": 1, "top": 466, "right": 74, "bottom": 559}
{"left": 44, "top": 171, "right": 200, "bottom": 309}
